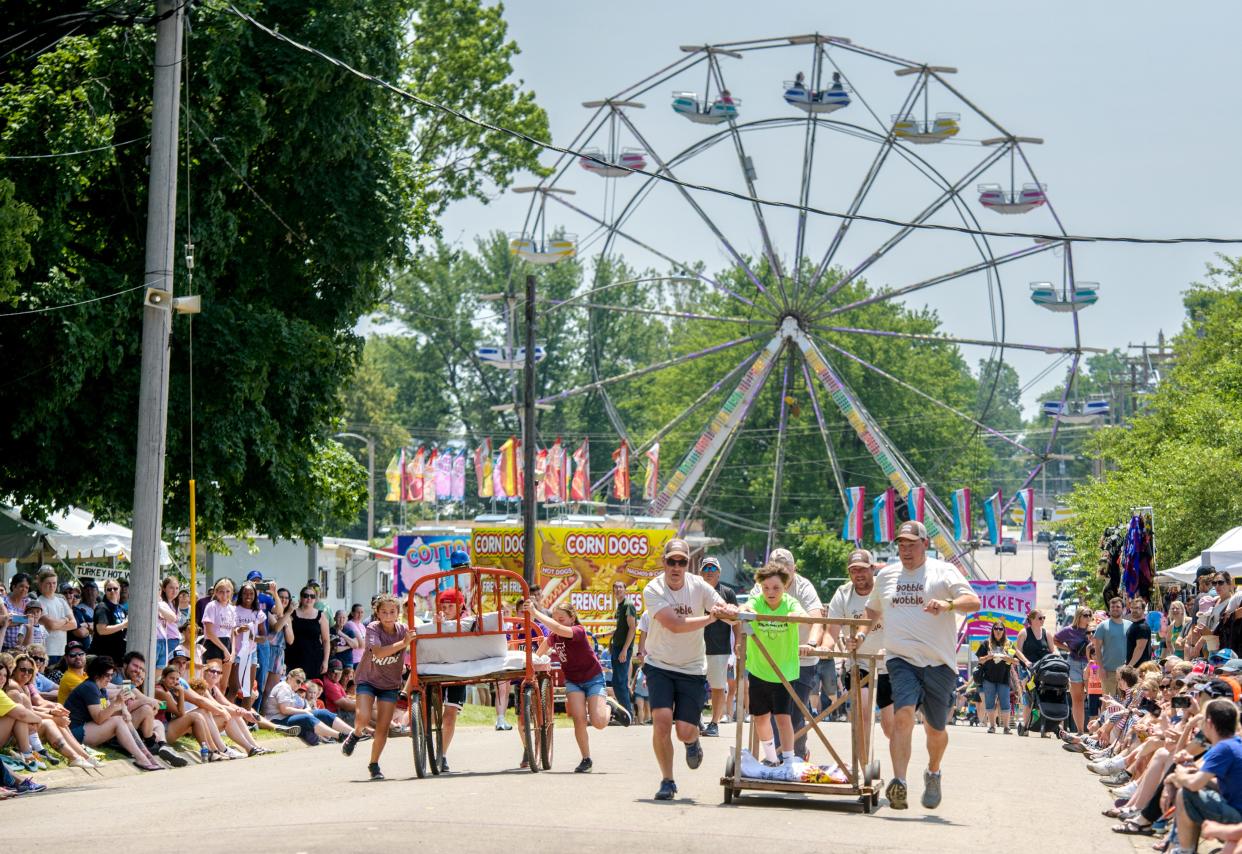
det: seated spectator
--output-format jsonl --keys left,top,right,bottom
{"left": 6, "top": 652, "right": 96, "bottom": 768}
{"left": 26, "top": 644, "right": 59, "bottom": 702}
{"left": 318, "top": 661, "right": 356, "bottom": 721}
{"left": 198, "top": 661, "right": 276, "bottom": 756}
{"left": 1166, "top": 698, "right": 1242, "bottom": 854}
{"left": 262, "top": 668, "right": 353, "bottom": 745}
{"left": 158, "top": 650, "right": 246, "bottom": 761}
{"left": 153, "top": 665, "right": 215, "bottom": 761}
{"left": 0, "top": 656, "right": 39, "bottom": 769}
{"left": 63, "top": 655, "right": 163, "bottom": 771}
{"left": 56, "top": 642, "right": 88, "bottom": 703}
{"left": 0, "top": 753, "right": 46, "bottom": 797}
{"left": 109, "top": 652, "right": 189, "bottom": 766}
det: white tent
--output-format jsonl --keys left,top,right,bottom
{"left": 1158, "top": 526, "right": 1242, "bottom": 584}
{"left": 1, "top": 506, "right": 172, "bottom": 565}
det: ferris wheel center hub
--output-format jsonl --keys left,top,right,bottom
{"left": 778, "top": 315, "right": 806, "bottom": 339}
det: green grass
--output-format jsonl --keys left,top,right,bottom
{"left": 456, "top": 703, "right": 575, "bottom": 729}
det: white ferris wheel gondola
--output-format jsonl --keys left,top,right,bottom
{"left": 508, "top": 233, "right": 577, "bottom": 265}
{"left": 783, "top": 77, "right": 850, "bottom": 114}
{"left": 978, "top": 182, "right": 1047, "bottom": 214}
{"left": 1030, "top": 281, "right": 1099, "bottom": 312}
{"left": 579, "top": 147, "right": 647, "bottom": 177}
{"left": 671, "top": 91, "right": 740, "bottom": 124}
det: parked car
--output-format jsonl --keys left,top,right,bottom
{"left": 1047, "top": 532, "right": 1070, "bottom": 561}
{"left": 995, "top": 537, "right": 1018, "bottom": 555}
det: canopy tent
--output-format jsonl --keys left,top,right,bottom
{"left": 0, "top": 506, "right": 172, "bottom": 566}
{"left": 1158, "top": 526, "right": 1242, "bottom": 585}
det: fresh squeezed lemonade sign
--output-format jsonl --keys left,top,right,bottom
{"left": 538, "top": 527, "right": 673, "bottom": 638}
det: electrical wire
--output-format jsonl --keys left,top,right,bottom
{"left": 0, "top": 136, "right": 144, "bottom": 160}
{"left": 0, "top": 281, "right": 151, "bottom": 318}
{"left": 225, "top": 4, "right": 1242, "bottom": 247}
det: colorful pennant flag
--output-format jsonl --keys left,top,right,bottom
{"left": 1016, "top": 487, "right": 1035, "bottom": 542}
{"left": 451, "top": 450, "right": 466, "bottom": 502}
{"left": 983, "top": 490, "right": 1003, "bottom": 546}
{"left": 873, "top": 488, "right": 896, "bottom": 544}
{"left": 434, "top": 448, "right": 452, "bottom": 500}
{"left": 385, "top": 449, "right": 404, "bottom": 502}
{"left": 422, "top": 448, "right": 437, "bottom": 504}
{"left": 611, "top": 439, "right": 631, "bottom": 501}
{"left": 952, "top": 488, "right": 972, "bottom": 542}
{"left": 570, "top": 439, "right": 590, "bottom": 501}
{"left": 474, "top": 440, "right": 493, "bottom": 498}
{"left": 406, "top": 447, "right": 425, "bottom": 503}
{"left": 545, "top": 438, "right": 565, "bottom": 503}
{"left": 842, "top": 486, "right": 866, "bottom": 543}
{"left": 534, "top": 448, "right": 549, "bottom": 503}
{"left": 493, "top": 451, "right": 508, "bottom": 499}
{"left": 498, "top": 437, "right": 520, "bottom": 499}
{"left": 643, "top": 443, "right": 660, "bottom": 502}
{"left": 906, "top": 486, "right": 925, "bottom": 524}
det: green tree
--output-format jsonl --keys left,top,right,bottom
{"left": 0, "top": 1, "right": 547, "bottom": 541}
{"left": 784, "top": 518, "right": 855, "bottom": 599}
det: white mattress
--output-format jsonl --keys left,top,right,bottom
{"left": 417, "top": 650, "right": 550, "bottom": 679}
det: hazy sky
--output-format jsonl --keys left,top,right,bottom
{"left": 436, "top": 2, "right": 1242, "bottom": 415}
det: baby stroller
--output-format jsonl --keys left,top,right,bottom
{"left": 1025, "top": 655, "right": 1071, "bottom": 737}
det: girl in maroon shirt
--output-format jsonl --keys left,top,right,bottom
{"left": 529, "top": 602, "right": 630, "bottom": 772}
{"left": 341, "top": 593, "right": 414, "bottom": 781}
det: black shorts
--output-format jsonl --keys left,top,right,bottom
{"left": 841, "top": 669, "right": 893, "bottom": 710}
{"left": 443, "top": 685, "right": 466, "bottom": 709}
{"left": 203, "top": 637, "right": 232, "bottom": 661}
{"left": 748, "top": 676, "right": 791, "bottom": 717}
{"left": 643, "top": 663, "right": 706, "bottom": 726}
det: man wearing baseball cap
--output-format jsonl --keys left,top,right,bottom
{"left": 827, "top": 548, "right": 892, "bottom": 761}
{"left": 699, "top": 556, "right": 738, "bottom": 737}
{"left": 643, "top": 538, "right": 737, "bottom": 800}
{"left": 753, "top": 547, "right": 825, "bottom": 759}
{"left": 857, "top": 519, "right": 979, "bottom": 811}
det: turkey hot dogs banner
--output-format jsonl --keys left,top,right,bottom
{"left": 470, "top": 526, "right": 673, "bottom": 639}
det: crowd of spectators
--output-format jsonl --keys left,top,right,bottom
{"left": 0, "top": 566, "right": 374, "bottom": 797}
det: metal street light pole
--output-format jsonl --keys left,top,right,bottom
{"left": 335, "top": 432, "right": 375, "bottom": 542}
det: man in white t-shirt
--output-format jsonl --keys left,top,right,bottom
{"left": 643, "top": 538, "right": 736, "bottom": 801}
{"left": 751, "top": 547, "right": 824, "bottom": 758}
{"left": 34, "top": 566, "right": 77, "bottom": 665}
{"left": 859, "top": 521, "right": 979, "bottom": 812}
{"left": 827, "top": 548, "right": 893, "bottom": 760}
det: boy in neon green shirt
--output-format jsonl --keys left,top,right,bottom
{"left": 742, "top": 561, "right": 806, "bottom": 765}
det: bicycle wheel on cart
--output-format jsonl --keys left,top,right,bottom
{"left": 538, "top": 674, "right": 554, "bottom": 770}
{"left": 519, "top": 683, "right": 538, "bottom": 773}
{"left": 427, "top": 688, "right": 444, "bottom": 776}
{"left": 408, "top": 690, "right": 427, "bottom": 778}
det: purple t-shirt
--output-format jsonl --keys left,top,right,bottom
{"left": 353, "top": 621, "right": 409, "bottom": 691}
{"left": 1054, "top": 625, "right": 1090, "bottom": 660}
{"left": 547, "top": 625, "right": 602, "bottom": 684}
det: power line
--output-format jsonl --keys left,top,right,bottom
{"left": 0, "top": 281, "right": 150, "bottom": 318}
{"left": 226, "top": 4, "right": 1242, "bottom": 247}
{"left": 0, "top": 136, "right": 145, "bottom": 160}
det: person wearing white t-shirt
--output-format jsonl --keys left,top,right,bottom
{"left": 642, "top": 538, "right": 736, "bottom": 802}
{"left": 858, "top": 520, "right": 979, "bottom": 812}
{"left": 827, "top": 548, "right": 893, "bottom": 762}
{"left": 34, "top": 567, "right": 76, "bottom": 664}
{"left": 749, "top": 547, "right": 824, "bottom": 759}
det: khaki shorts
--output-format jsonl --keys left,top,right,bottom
{"left": 706, "top": 654, "right": 730, "bottom": 691}
{"left": 1101, "top": 669, "right": 1119, "bottom": 697}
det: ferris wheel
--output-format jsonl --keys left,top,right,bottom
{"left": 510, "top": 33, "right": 1101, "bottom": 575}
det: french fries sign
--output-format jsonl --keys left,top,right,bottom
{"left": 470, "top": 526, "right": 673, "bottom": 636}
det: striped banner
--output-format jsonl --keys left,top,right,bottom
{"left": 1016, "top": 487, "right": 1035, "bottom": 541}
{"left": 951, "top": 488, "right": 972, "bottom": 542}
{"left": 906, "top": 485, "right": 926, "bottom": 523}
{"left": 843, "top": 486, "right": 866, "bottom": 543}
{"left": 983, "top": 490, "right": 1003, "bottom": 546}
{"left": 873, "top": 488, "right": 896, "bottom": 543}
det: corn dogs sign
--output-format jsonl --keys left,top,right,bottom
{"left": 470, "top": 526, "right": 673, "bottom": 636}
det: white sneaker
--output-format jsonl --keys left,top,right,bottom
{"left": 1113, "top": 781, "right": 1138, "bottom": 799}
{"left": 224, "top": 747, "right": 245, "bottom": 760}
{"left": 1088, "top": 757, "right": 1125, "bottom": 775}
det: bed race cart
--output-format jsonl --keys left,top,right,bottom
{"left": 722, "top": 613, "right": 884, "bottom": 812}
{"left": 402, "top": 567, "right": 554, "bottom": 777}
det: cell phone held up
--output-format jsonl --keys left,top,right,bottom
{"left": 1172, "top": 694, "right": 1192, "bottom": 710}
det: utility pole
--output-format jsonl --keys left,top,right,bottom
{"left": 128, "top": 0, "right": 184, "bottom": 690}
{"left": 522, "top": 274, "right": 538, "bottom": 587}
{"left": 335, "top": 432, "right": 375, "bottom": 542}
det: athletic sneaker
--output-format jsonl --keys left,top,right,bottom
{"left": 1101, "top": 771, "right": 1132, "bottom": 788}
{"left": 274, "top": 723, "right": 301, "bottom": 737}
{"left": 921, "top": 770, "right": 942, "bottom": 809}
{"left": 156, "top": 745, "right": 188, "bottom": 767}
{"left": 368, "top": 762, "right": 384, "bottom": 781}
{"left": 224, "top": 747, "right": 246, "bottom": 760}
{"left": 14, "top": 778, "right": 47, "bottom": 795}
{"left": 702, "top": 722, "right": 719, "bottom": 737}
{"left": 439, "top": 756, "right": 450, "bottom": 773}
{"left": 1113, "top": 781, "right": 1138, "bottom": 799}
{"left": 1088, "top": 757, "right": 1126, "bottom": 775}
{"left": 341, "top": 733, "right": 359, "bottom": 756}
{"left": 886, "top": 778, "right": 908, "bottom": 810}
{"left": 574, "top": 757, "right": 593, "bottom": 773}
{"left": 495, "top": 720, "right": 513, "bottom": 731}
{"left": 606, "top": 697, "right": 632, "bottom": 727}
{"left": 655, "top": 779, "right": 677, "bottom": 801}
{"left": 685, "top": 739, "right": 704, "bottom": 769}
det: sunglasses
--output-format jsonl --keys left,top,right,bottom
{"left": 664, "top": 557, "right": 688, "bottom": 567}
{"left": 15, "top": 667, "right": 33, "bottom": 674}
{"left": 301, "top": 592, "right": 316, "bottom": 599}
{"left": 206, "top": 669, "right": 223, "bottom": 675}
{"left": 105, "top": 586, "right": 119, "bottom": 592}
{"left": 1216, "top": 580, "right": 1231, "bottom": 587}
{"left": 1032, "top": 616, "right": 1045, "bottom": 621}
{"left": 66, "top": 652, "right": 85, "bottom": 658}
{"left": 30, "top": 656, "right": 46, "bottom": 663}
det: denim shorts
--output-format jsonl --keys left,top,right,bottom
{"left": 565, "top": 672, "right": 607, "bottom": 698}
{"left": 356, "top": 682, "right": 400, "bottom": 703}
{"left": 887, "top": 658, "right": 956, "bottom": 731}
{"left": 1183, "top": 787, "right": 1242, "bottom": 824}
{"left": 1067, "top": 657, "right": 1087, "bottom": 684}
{"left": 980, "top": 679, "right": 1012, "bottom": 711}
{"left": 70, "top": 724, "right": 87, "bottom": 744}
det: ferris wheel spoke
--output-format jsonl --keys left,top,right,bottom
{"left": 613, "top": 109, "right": 783, "bottom": 313}
{"left": 650, "top": 334, "right": 785, "bottom": 517}
{"left": 791, "top": 329, "right": 982, "bottom": 577}
{"left": 788, "top": 43, "right": 829, "bottom": 304}
{"left": 807, "top": 332, "right": 1034, "bottom": 456}
{"left": 539, "top": 334, "right": 764, "bottom": 406}
{"left": 811, "top": 323, "right": 1099, "bottom": 355}
{"left": 815, "top": 240, "right": 1055, "bottom": 320}
{"left": 587, "top": 347, "right": 764, "bottom": 495}
{"left": 707, "top": 55, "right": 787, "bottom": 288}
{"left": 804, "top": 142, "right": 1012, "bottom": 315}
{"left": 543, "top": 189, "right": 757, "bottom": 309}
{"left": 766, "top": 353, "right": 794, "bottom": 555}
{"left": 799, "top": 357, "right": 847, "bottom": 509}
{"left": 546, "top": 298, "right": 757, "bottom": 326}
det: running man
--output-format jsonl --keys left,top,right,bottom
{"left": 643, "top": 538, "right": 738, "bottom": 801}
{"left": 857, "top": 521, "right": 980, "bottom": 810}
{"left": 828, "top": 548, "right": 893, "bottom": 762}
{"left": 699, "top": 556, "right": 737, "bottom": 737}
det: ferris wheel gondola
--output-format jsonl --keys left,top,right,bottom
{"left": 783, "top": 71, "right": 850, "bottom": 114}
{"left": 1030, "top": 281, "right": 1099, "bottom": 312}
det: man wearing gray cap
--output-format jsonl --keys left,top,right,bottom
{"left": 857, "top": 520, "right": 979, "bottom": 811}
{"left": 828, "top": 548, "right": 892, "bottom": 761}
{"left": 753, "top": 547, "right": 825, "bottom": 760}
{"left": 643, "top": 538, "right": 738, "bottom": 801}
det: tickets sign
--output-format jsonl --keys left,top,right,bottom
{"left": 963, "top": 580, "right": 1037, "bottom": 642}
